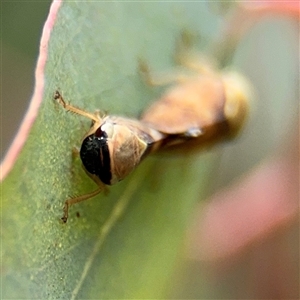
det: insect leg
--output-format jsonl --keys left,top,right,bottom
{"left": 61, "top": 186, "right": 104, "bottom": 223}
{"left": 138, "top": 58, "right": 190, "bottom": 86}
{"left": 174, "top": 31, "right": 217, "bottom": 75}
{"left": 72, "top": 146, "right": 80, "bottom": 157}
{"left": 54, "top": 91, "right": 100, "bottom": 123}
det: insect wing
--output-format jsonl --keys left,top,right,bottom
{"left": 141, "top": 75, "right": 226, "bottom": 133}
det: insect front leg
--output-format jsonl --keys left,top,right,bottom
{"left": 54, "top": 91, "right": 101, "bottom": 123}
{"left": 61, "top": 187, "right": 102, "bottom": 223}
{"left": 72, "top": 146, "right": 80, "bottom": 157}
{"left": 61, "top": 170, "right": 110, "bottom": 223}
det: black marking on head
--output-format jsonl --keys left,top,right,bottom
{"left": 80, "top": 127, "right": 112, "bottom": 185}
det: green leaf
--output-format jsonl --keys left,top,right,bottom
{"left": 1, "top": 2, "right": 223, "bottom": 298}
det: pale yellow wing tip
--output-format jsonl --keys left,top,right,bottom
{"left": 222, "top": 71, "right": 253, "bottom": 137}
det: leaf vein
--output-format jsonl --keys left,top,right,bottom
{"left": 70, "top": 162, "right": 153, "bottom": 300}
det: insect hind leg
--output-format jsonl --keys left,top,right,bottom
{"left": 174, "top": 30, "right": 217, "bottom": 75}
{"left": 138, "top": 31, "right": 217, "bottom": 88}
{"left": 138, "top": 58, "right": 190, "bottom": 87}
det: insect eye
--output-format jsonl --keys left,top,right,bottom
{"left": 99, "top": 122, "right": 114, "bottom": 138}
{"left": 80, "top": 132, "right": 111, "bottom": 185}
{"left": 94, "top": 126, "right": 107, "bottom": 138}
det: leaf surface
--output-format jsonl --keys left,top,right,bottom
{"left": 1, "top": 2, "right": 222, "bottom": 298}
